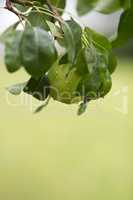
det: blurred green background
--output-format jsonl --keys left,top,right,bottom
{"left": 0, "top": 57, "right": 133, "bottom": 200}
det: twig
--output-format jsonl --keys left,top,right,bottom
{"left": 5, "top": 0, "right": 26, "bottom": 27}
{"left": 5, "top": 0, "right": 19, "bottom": 16}
{"left": 45, "top": 0, "right": 63, "bottom": 23}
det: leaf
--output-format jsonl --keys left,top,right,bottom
{"left": 61, "top": 21, "right": 76, "bottom": 63}
{"left": 23, "top": 75, "right": 50, "bottom": 101}
{"left": 112, "top": 9, "right": 133, "bottom": 47}
{"left": 46, "top": 21, "right": 63, "bottom": 38}
{"left": 0, "top": 21, "right": 20, "bottom": 43}
{"left": 13, "top": 3, "right": 30, "bottom": 12}
{"left": 100, "top": 70, "right": 112, "bottom": 97}
{"left": 96, "top": 0, "right": 131, "bottom": 14}
{"left": 34, "top": 96, "right": 51, "bottom": 113}
{"left": 50, "top": 0, "right": 66, "bottom": 9}
{"left": 76, "top": 0, "right": 131, "bottom": 15}
{"left": 7, "top": 82, "right": 27, "bottom": 95}
{"left": 34, "top": 104, "right": 46, "bottom": 113}
{"left": 108, "top": 52, "right": 117, "bottom": 74}
{"left": 26, "top": 11, "right": 50, "bottom": 30}
{"left": 66, "top": 19, "right": 82, "bottom": 55}
{"left": 77, "top": 0, "right": 99, "bottom": 16}
{"left": 74, "top": 47, "right": 94, "bottom": 75}
{"left": 20, "top": 27, "right": 57, "bottom": 78}
{"left": 74, "top": 27, "right": 111, "bottom": 76}
{"left": 48, "top": 61, "right": 81, "bottom": 104}
{"left": 60, "top": 19, "right": 82, "bottom": 64}
{"left": 77, "top": 102, "right": 87, "bottom": 116}
{"left": 84, "top": 27, "right": 111, "bottom": 52}
{"left": 77, "top": 51, "right": 112, "bottom": 100}
{"left": 5, "top": 31, "right": 22, "bottom": 73}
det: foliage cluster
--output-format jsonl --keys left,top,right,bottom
{"left": 1, "top": 0, "right": 133, "bottom": 114}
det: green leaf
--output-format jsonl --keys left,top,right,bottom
{"left": 112, "top": 9, "right": 133, "bottom": 47}
{"left": 7, "top": 82, "right": 27, "bottom": 95}
{"left": 74, "top": 27, "right": 111, "bottom": 76}
{"left": 34, "top": 96, "right": 51, "bottom": 113}
{"left": 77, "top": 0, "right": 99, "bottom": 16}
{"left": 84, "top": 27, "right": 111, "bottom": 52}
{"left": 0, "top": 21, "right": 20, "bottom": 43}
{"left": 34, "top": 104, "right": 46, "bottom": 113}
{"left": 96, "top": 0, "right": 131, "bottom": 14}
{"left": 50, "top": 0, "right": 66, "bottom": 9}
{"left": 77, "top": 53, "right": 112, "bottom": 100}
{"left": 108, "top": 52, "right": 117, "bottom": 74}
{"left": 5, "top": 31, "right": 22, "bottom": 73}
{"left": 99, "top": 69, "right": 112, "bottom": 97}
{"left": 77, "top": 102, "right": 87, "bottom": 116}
{"left": 60, "top": 19, "right": 82, "bottom": 64}
{"left": 66, "top": 19, "right": 82, "bottom": 55}
{"left": 26, "top": 11, "right": 50, "bottom": 30}
{"left": 48, "top": 61, "right": 81, "bottom": 104}
{"left": 23, "top": 75, "right": 50, "bottom": 101}
{"left": 20, "top": 27, "right": 57, "bottom": 78}
{"left": 74, "top": 47, "right": 96, "bottom": 75}
{"left": 13, "top": 3, "right": 30, "bottom": 12}
{"left": 46, "top": 21, "right": 63, "bottom": 38}
{"left": 76, "top": 0, "right": 131, "bottom": 15}
{"left": 61, "top": 21, "right": 76, "bottom": 63}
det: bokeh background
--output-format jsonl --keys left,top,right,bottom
{"left": 0, "top": 0, "right": 133, "bottom": 199}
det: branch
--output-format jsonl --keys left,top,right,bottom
{"left": 5, "top": 0, "right": 25, "bottom": 18}
{"left": 5, "top": 0, "right": 63, "bottom": 24}
{"left": 45, "top": 0, "right": 63, "bottom": 23}
{"left": 45, "top": 0, "right": 53, "bottom": 12}
{"left": 5, "top": 0, "right": 20, "bottom": 16}
{"left": 45, "top": 0, "right": 57, "bottom": 22}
